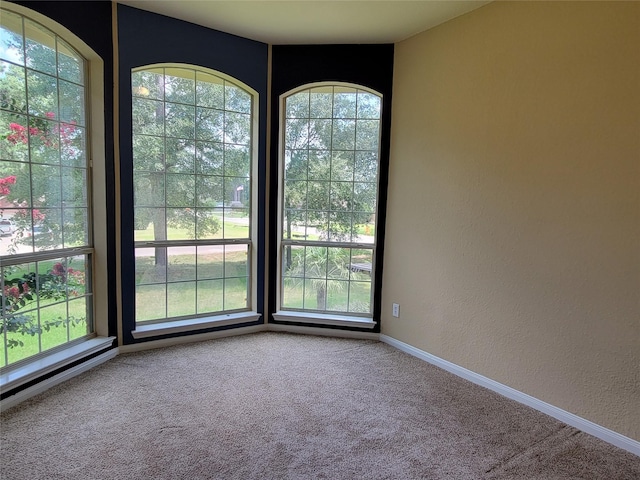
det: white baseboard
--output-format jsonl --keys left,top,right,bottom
{"left": 380, "top": 334, "right": 640, "bottom": 457}
{"left": 1, "top": 348, "right": 117, "bottom": 412}
{"left": 267, "top": 322, "right": 380, "bottom": 340}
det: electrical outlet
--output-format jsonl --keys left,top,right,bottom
{"left": 392, "top": 303, "right": 400, "bottom": 318}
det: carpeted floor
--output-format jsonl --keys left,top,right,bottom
{"left": 1, "top": 332, "right": 639, "bottom": 479}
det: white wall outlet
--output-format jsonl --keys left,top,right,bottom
{"left": 392, "top": 303, "right": 400, "bottom": 318}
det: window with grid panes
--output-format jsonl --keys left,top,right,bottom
{"left": 0, "top": 8, "right": 94, "bottom": 367}
{"left": 279, "top": 84, "right": 381, "bottom": 316}
{"left": 132, "top": 65, "right": 255, "bottom": 323}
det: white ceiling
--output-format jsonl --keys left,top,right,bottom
{"left": 117, "top": 1, "right": 491, "bottom": 44}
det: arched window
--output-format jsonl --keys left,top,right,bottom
{"left": 277, "top": 84, "right": 381, "bottom": 325}
{"left": 0, "top": 7, "right": 100, "bottom": 368}
{"left": 132, "top": 65, "right": 256, "bottom": 324}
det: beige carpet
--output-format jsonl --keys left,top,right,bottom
{"left": 1, "top": 332, "right": 638, "bottom": 479}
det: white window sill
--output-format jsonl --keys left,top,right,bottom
{"left": 272, "top": 311, "right": 376, "bottom": 329}
{"left": 0, "top": 336, "right": 116, "bottom": 393}
{"left": 131, "top": 311, "right": 262, "bottom": 339}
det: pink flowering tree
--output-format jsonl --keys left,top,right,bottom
{"left": 1, "top": 99, "right": 85, "bottom": 347}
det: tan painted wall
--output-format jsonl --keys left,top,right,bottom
{"left": 383, "top": 1, "right": 639, "bottom": 440}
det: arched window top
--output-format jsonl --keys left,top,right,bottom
{"left": 1, "top": 8, "right": 87, "bottom": 124}
{"left": 282, "top": 82, "right": 382, "bottom": 121}
{"left": 132, "top": 64, "right": 256, "bottom": 113}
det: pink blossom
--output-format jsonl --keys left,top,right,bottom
{"left": 0, "top": 176, "right": 17, "bottom": 195}
{"left": 52, "top": 262, "right": 66, "bottom": 277}
{"left": 45, "top": 111, "right": 56, "bottom": 118}
{"left": 4, "top": 286, "right": 20, "bottom": 299}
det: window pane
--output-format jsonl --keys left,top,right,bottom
{"left": 222, "top": 209, "right": 249, "bottom": 239}
{"left": 166, "top": 174, "right": 195, "bottom": 207}
{"left": 57, "top": 39, "right": 83, "bottom": 84}
{"left": 164, "top": 68, "right": 195, "bottom": 104}
{"left": 27, "top": 70, "right": 58, "bottom": 119}
{"left": 307, "top": 181, "right": 330, "bottom": 211}
{"left": 134, "top": 208, "right": 165, "bottom": 241}
{"left": 285, "top": 119, "right": 308, "bottom": 149}
{"left": 24, "top": 19, "right": 56, "bottom": 75}
{"left": 197, "top": 279, "right": 223, "bottom": 313}
{"left": 165, "top": 102, "right": 195, "bottom": 139}
{"left": 63, "top": 207, "right": 88, "bottom": 247}
{"left": 60, "top": 124, "right": 86, "bottom": 167}
{"left": 309, "top": 87, "right": 332, "bottom": 118}
{"left": 307, "top": 150, "right": 330, "bottom": 180}
{"left": 29, "top": 118, "right": 59, "bottom": 164}
{"left": 166, "top": 138, "right": 195, "bottom": 173}
{"left": 308, "top": 119, "right": 331, "bottom": 149}
{"left": 224, "top": 144, "right": 250, "bottom": 177}
{"left": 196, "top": 72, "right": 224, "bottom": 109}
{"left": 225, "top": 84, "right": 251, "bottom": 114}
{"left": 59, "top": 80, "right": 84, "bottom": 126}
{"left": 196, "top": 246, "right": 224, "bottom": 279}
{"left": 136, "top": 247, "right": 167, "bottom": 285}
{"left": 167, "top": 281, "right": 195, "bottom": 318}
{"left": 284, "top": 150, "right": 307, "bottom": 180}
{"left": 166, "top": 208, "right": 195, "bottom": 240}
{"left": 133, "top": 135, "right": 164, "bottom": 172}
{"left": 1, "top": 60, "right": 26, "bottom": 107}
{"left": 330, "top": 151, "right": 355, "bottom": 182}
{"left": 196, "top": 175, "right": 223, "bottom": 208}
{"left": 0, "top": 11, "right": 25, "bottom": 65}
{"left": 332, "top": 119, "right": 356, "bottom": 150}
{"left": 224, "top": 277, "right": 247, "bottom": 310}
{"left": 136, "top": 284, "right": 166, "bottom": 321}
{"left": 68, "top": 297, "right": 89, "bottom": 341}
{"left": 333, "top": 87, "right": 357, "bottom": 119}
{"left": 196, "top": 107, "right": 223, "bottom": 142}
{"left": 354, "top": 151, "right": 378, "bottom": 182}
{"left": 132, "top": 97, "right": 163, "bottom": 136}
{"left": 224, "top": 245, "right": 248, "bottom": 278}
{"left": 357, "top": 92, "right": 381, "bottom": 119}
{"left": 326, "top": 280, "right": 349, "bottom": 311}
{"left": 61, "top": 167, "right": 87, "bottom": 206}
{"left": 196, "top": 141, "right": 223, "bottom": 175}
{"left": 223, "top": 178, "right": 249, "bottom": 209}
{"left": 0, "top": 111, "right": 29, "bottom": 163}
{"left": 167, "top": 246, "right": 196, "bottom": 282}
{"left": 355, "top": 120, "right": 380, "bottom": 151}
{"left": 224, "top": 112, "right": 250, "bottom": 145}
{"left": 132, "top": 68, "right": 164, "bottom": 100}
{"left": 286, "top": 91, "right": 309, "bottom": 119}
{"left": 134, "top": 174, "right": 165, "bottom": 207}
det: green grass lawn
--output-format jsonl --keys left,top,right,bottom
{"left": 1, "top": 257, "right": 89, "bottom": 367}
{"left": 134, "top": 219, "right": 249, "bottom": 242}
{"left": 282, "top": 278, "right": 372, "bottom": 313}
{"left": 135, "top": 250, "right": 249, "bottom": 321}
{"left": 1, "top": 297, "right": 89, "bottom": 367}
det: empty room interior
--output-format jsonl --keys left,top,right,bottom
{"left": 0, "top": 0, "right": 638, "bottom": 477}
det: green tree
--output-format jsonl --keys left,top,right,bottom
{"left": 131, "top": 69, "right": 226, "bottom": 266}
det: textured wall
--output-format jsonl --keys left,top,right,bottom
{"left": 383, "top": 1, "right": 639, "bottom": 440}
